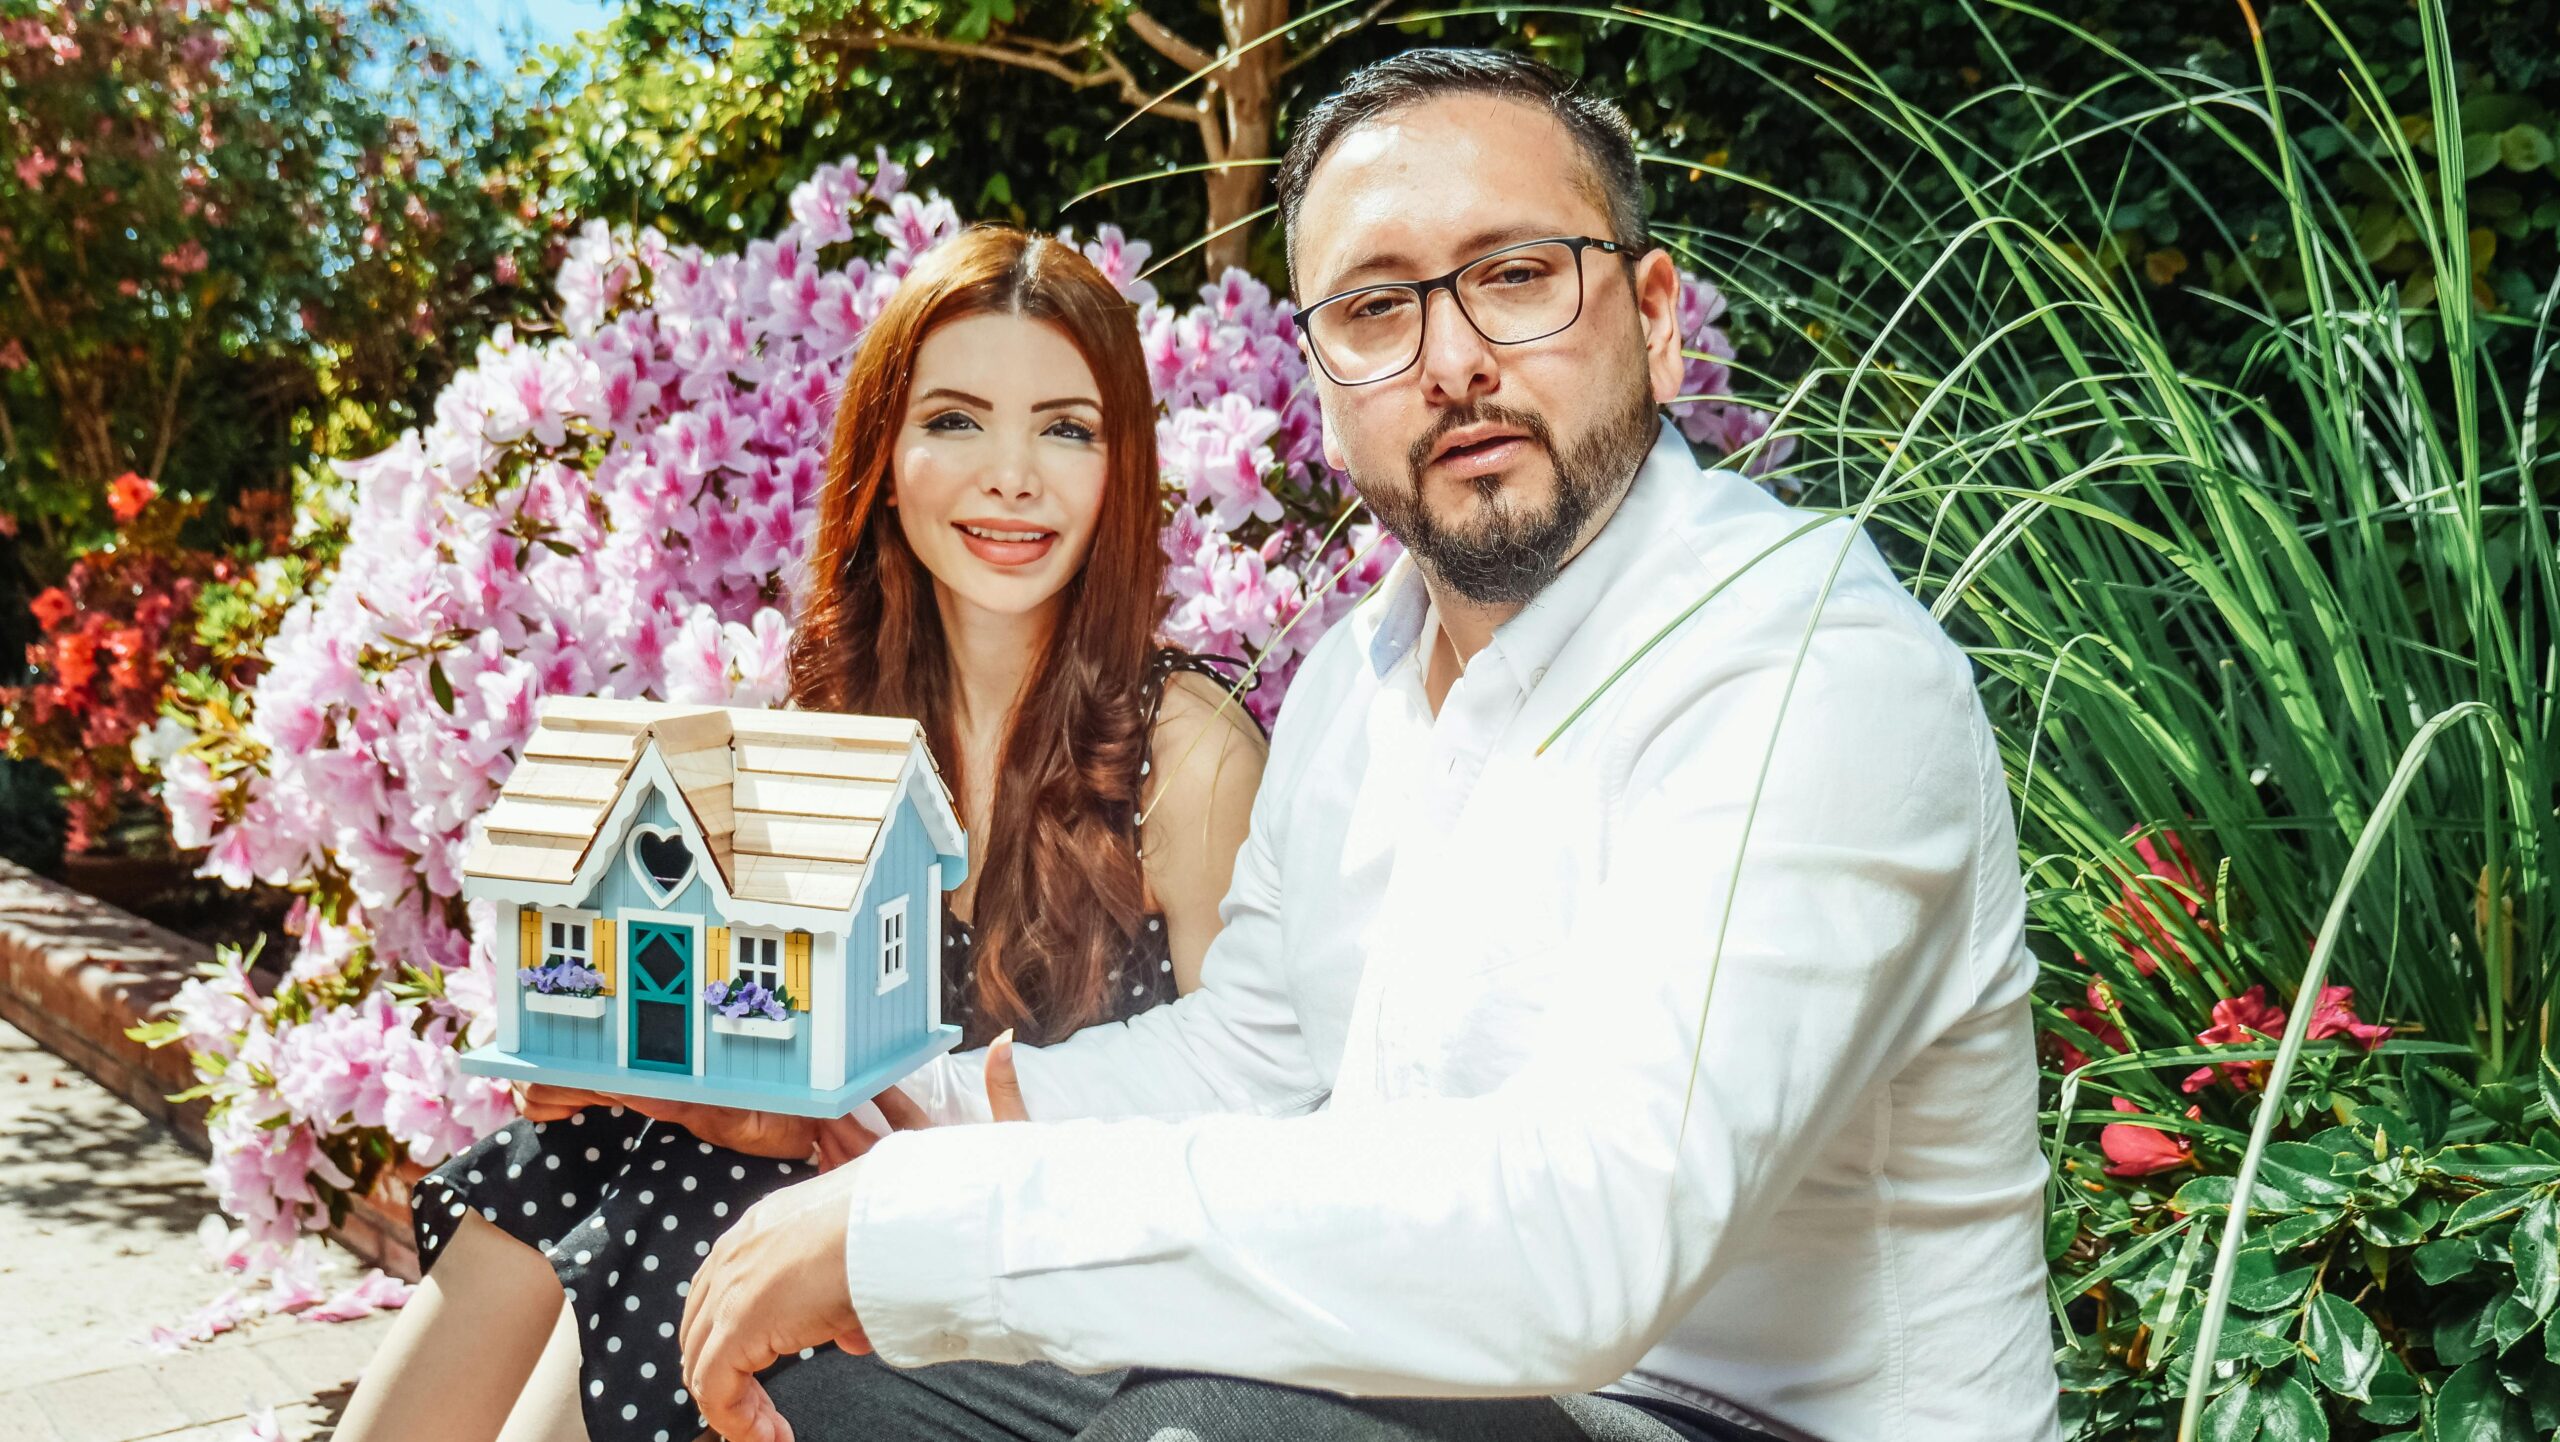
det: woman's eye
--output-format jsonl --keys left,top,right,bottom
{"left": 1048, "top": 419, "right": 1097, "bottom": 442}
{"left": 923, "top": 411, "right": 979, "bottom": 433}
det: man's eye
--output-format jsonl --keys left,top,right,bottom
{"left": 1347, "top": 292, "right": 1410, "bottom": 322}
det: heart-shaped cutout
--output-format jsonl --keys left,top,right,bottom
{"left": 626, "top": 824, "right": 695, "bottom": 904}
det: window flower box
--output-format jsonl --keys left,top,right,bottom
{"left": 712, "top": 1013, "right": 797, "bottom": 1040}
{"left": 525, "top": 992, "right": 608, "bottom": 1019}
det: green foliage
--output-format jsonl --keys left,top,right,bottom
{"left": 1548, "top": 0, "right": 2556, "bottom": 1435}
{"left": 0, "top": 0, "right": 550, "bottom": 573}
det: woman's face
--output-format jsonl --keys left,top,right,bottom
{"left": 891, "top": 311, "right": 1111, "bottom": 623}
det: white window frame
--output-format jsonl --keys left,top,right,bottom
{"left": 731, "top": 926, "right": 787, "bottom": 998}
{"left": 876, "top": 895, "right": 911, "bottom": 995}
{"left": 539, "top": 908, "right": 598, "bottom": 971}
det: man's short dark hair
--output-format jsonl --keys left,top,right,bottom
{"left": 1274, "top": 48, "right": 1651, "bottom": 291}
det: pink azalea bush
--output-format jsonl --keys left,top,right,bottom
{"left": 152, "top": 153, "right": 1782, "bottom": 1318}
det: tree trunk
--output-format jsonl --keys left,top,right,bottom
{"left": 1202, "top": 0, "right": 1288, "bottom": 277}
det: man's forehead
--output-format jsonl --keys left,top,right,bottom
{"left": 1291, "top": 94, "right": 1612, "bottom": 297}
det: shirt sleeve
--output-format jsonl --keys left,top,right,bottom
{"left": 843, "top": 609, "right": 2018, "bottom": 1394}
{"left": 882, "top": 673, "right": 1330, "bottom": 1130}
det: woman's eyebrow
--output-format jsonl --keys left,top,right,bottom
{"left": 1032, "top": 396, "right": 1102, "bottom": 413}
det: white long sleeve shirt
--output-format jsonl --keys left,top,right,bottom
{"left": 848, "top": 420, "right": 2061, "bottom": 1442}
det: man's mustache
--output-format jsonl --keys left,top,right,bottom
{"left": 1407, "top": 404, "right": 1555, "bottom": 481}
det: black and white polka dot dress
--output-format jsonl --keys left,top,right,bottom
{"left": 412, "top": 650, "right": 1245, "bottom": 1442}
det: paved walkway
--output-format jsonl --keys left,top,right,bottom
{"left": 0, "top": 1017, "right": 394, "bottom": 1441}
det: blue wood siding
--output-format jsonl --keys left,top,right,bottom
{"left": 843, "top": 797, "right": 938, "bottom": 1077}
{"left": 705, "top": 1017, "right": 813, "bottom": 1084}
{"left": 520, "top": 787, "right": 716, "bottom": 1069}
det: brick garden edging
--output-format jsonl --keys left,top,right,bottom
{"left": 0, "top": 858, "right": 423, "bottom": 1280}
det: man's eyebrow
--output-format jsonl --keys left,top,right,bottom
{"left": 1316, "top": 223, "right": 1568, "bottom": 295}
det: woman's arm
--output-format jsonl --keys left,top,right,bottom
{"left": 1138, "top": 669, "right": 1268, "bottom": 994}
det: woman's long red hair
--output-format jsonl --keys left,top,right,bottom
{"left": 787, "top": 226, "right": 1166, "bottom": 1047}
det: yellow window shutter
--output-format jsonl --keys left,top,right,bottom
{"left": 518, "top": 906, "right": 539, "bottom": 968}
{"left": 786, "top": 930, "right": 811, "bottom": 1010}
{"left": 708, "top": 926, "right": 731, "bottom": 985}
{"left": 593, "top": 918, "right": 616, "bottom": 994}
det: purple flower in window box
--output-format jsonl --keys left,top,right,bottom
{"left": 519, "top": 961, "right": 606, "bottom": 997}
{"left": 702, "top": 977, "right": 791, "bottom": 1022}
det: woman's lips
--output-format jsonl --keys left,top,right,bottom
{"left": 954, "top": 522, "right": 1058, "bottom": 567}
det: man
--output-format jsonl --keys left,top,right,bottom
{"left": 681, "top": 48, "right": 2059, "bottom": 1442}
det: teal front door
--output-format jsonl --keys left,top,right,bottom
{"left": 626, "top": 921, "right": 693, "bottom": 1073}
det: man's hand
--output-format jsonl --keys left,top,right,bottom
{"left": 679, "top": 1161, "right": 870, "bottom": 1442}
{"left": 812, "top": 1029, "right": 1027, "bottom": 1171}
{"left": 510, "top": 1082, "right": 819, "bottom": 1161}
{"left": 683, "top": 1032, "right": 1032, "bottom": 1438}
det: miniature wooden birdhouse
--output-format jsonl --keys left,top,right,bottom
{"left": 456, "top": 697, "right": 966, "bottom": 1116}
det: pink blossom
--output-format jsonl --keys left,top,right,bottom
{"left": 302, "top": 1268, "right": 416, "bottom": 1323}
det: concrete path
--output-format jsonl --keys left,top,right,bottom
{"left": 0, "top": 1017, "right": 394, "bottom": 1441}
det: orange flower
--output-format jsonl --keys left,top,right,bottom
{"left": 53, "top": 631, "right": 99, "bottom": 692}
{"left": 106, "top": 471, "right": 157, "bottom": 523}
{"left": 29, "top": 586, "right": 74, "bottom": 632}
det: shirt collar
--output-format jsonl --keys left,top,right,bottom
{"left": 1365, "top": 417, "right": 1697, "bottom": 692}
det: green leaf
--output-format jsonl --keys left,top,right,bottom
{"left": 2441, "top": 1145, "right": 2560, "bottom": 1185}
{"left": 2265, "top": 1209, "right": 2343, "bottom": 1252}
{"left": 2448, "top": 1188, "right": 2536, "bottom": 1235}
{"left": 2499, "top": 124, "right": 2554, "bottom": 173}
{"left": 2512, "top": 1193, "right": 2559, "bottom": 1318}
{"left": 2230, "top": 1241, "right": 2320, "bottom": 1313}
{"left": 2044, "top": 1205, "right": 2079, "bottom": 1262}
{"left": 2304, "top": 1293, "right": 2384, "bottom": 1401}
{"left": 2438, "top": 1291, "right": 2500, "bottom": 1367}
{"left": 2261, "top": 1143, "right": 2354, "bottom": 1205}
{"left": 2258, "top": 1367, "right": 2328, "bottom": 1442}
{"left": 2357, "top": 1352, "right": 2423, "bottom": 1426}
{"left": 2203, "top": 1375, "right": 2272, "bottom": 1442}
{"left": 2462, "top": 131, "right": 2504, "bottom": 180}
{"left": 428, "top": 655, "right": 456, "bottom": 713}
{"left": 2432, "top": 1359, "right": 2534, "bottom": 1441}
{"left": 2353, "top": 1196, "right": 2441, "bottom": 1248}
{"left": 2491, "top": 1290, "right": 2539, "bottom": 1353}
{"left": 2416, "top": 1235, "right": 2484, "bottom": 1284}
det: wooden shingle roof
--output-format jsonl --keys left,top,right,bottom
{"left": 462, "top": 697, "right": 947, "bottom": 913}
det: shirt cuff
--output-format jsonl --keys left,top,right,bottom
{"left": 842, "top": 1126, "right": 1020, "bottom": 1368}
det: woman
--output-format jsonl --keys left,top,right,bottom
{"left": 336, "top": 226, "right": 1268, "bottom": 1442}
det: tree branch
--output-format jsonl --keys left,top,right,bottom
{"left": 826, "top": 27, "right": 1207, "bottom": 126}
{"left": 1124, "top": 9, "right": 1215, "bottom": 76}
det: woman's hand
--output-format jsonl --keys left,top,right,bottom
{"left": 510, "top": 1081, "right": 621, "bottom": 1123}
{"left": 811, "top": 1030, "right": 1027, "bottom": 1171}
{"left": 509, "top": 1080, "right": 818, "bottom": 1160}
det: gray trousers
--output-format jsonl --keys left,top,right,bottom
{"left": 762, "top": 1354, "right": 1764, "bottom": 1442}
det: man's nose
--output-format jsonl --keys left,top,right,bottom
{"left": 1415, "top": 287, "right": 1497, "bottom": 407}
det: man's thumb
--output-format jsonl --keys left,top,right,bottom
{"left": 985, "top": 1029, "right": 1029, "bottom": 1122}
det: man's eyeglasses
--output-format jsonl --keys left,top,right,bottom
{"left": 1291, "top": 235, "right": 1630, "bottom": 387}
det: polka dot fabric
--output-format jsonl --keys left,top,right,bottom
{"left": 413, "top": 650, "right": 1244, "bottom": 1440}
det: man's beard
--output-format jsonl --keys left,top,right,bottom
{"left": 1354, "top": 380, "right": 1659, "bottom": 607}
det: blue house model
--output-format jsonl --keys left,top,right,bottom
{"left": 456, "top": 696, "right": 966, "bottom": 1117}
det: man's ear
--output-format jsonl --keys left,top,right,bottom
{"left": 1318, "top": 394, "right": 1347, "bottom": 476}
{"left": 1635, "top": 248, "right": 1686, "bottom": 406}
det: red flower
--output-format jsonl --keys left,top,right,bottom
{"left": 2307, "top": 985, "right": 2392, "bottom": 1050}
{"left": 2053, "top": 979, "right": 2130, "bottom": 1072}
{"left": 2182, "top": 985, "right": 2286, "bottom": 1094}
{"left": 2110, "top": 828, "right": 2214, "bottom": 975}
{"left": 2101, "top": 1096, "right": 2200, "bottom": 1178}
{"left": 29, "top": 586, "right": 74, "bottom": 632}
{"left": 106, "top": 471, "right": 157, "bottom": 523}
{"left": 52, "top": 631, "right": 98, "bottom": 693}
